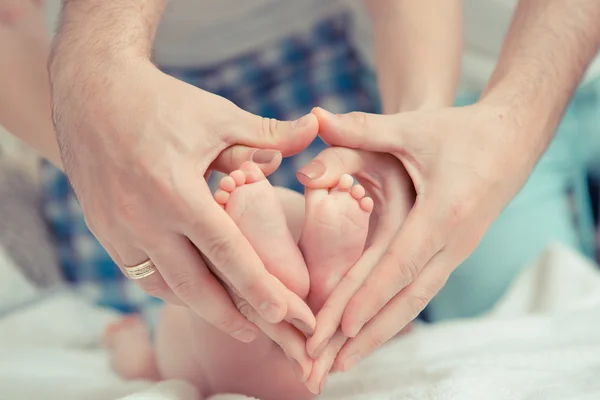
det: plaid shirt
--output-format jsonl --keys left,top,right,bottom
{"left": 41, "top": 12, "right": 379, "bottom": 315}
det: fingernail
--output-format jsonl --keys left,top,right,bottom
{"left": 342, "top": 353, "right": 361, "bottom": 371}
{"left": 260, "top": 301, "right": 284, "bottom": 323}
{"left": 290, "top": 358, "right": 305, "bottom": 382}
{"left": 346, "top": 322, "right": 363, "bottom": 338}
{"left": 232, "top": 328, "right": 257, "bottom": 343}
{"left": 292, "top": 114, "right": 313, "bottom": 128}
{"left": 312, "top": 336, "right": 331, "bottom": 358}
{"left": 320, "top": 376, "right": 327, "bottom": 394}
{"left": 291, "top": 318, "right": 314, "bottom": 336}
{"left": 251, "top": 149, "right": 280, "bottom": 164}
{"left": 297, "top": 160, "right": 326, "bottom": 180}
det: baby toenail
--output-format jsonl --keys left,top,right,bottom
{"left": 319, "top": 376, "right": 327, "bottom": 393}
{"left": 252, "top": 149, "right": 280, "bottom": 164}
{"left": 291, "top": 318, "right": 314, "bottom": 336}
{"left": 297, "top": 161, "right": 326, "bottom": 180}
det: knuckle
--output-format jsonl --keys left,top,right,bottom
{"left": 170, "top": 273, "right": 201, "bottom": 301}
{"left": 387, "top": 254, "right": 419, "bottom": 289}
{"left": 260, "top": 117, "right": 280, "bottom": 139}
{"left": 343, "top": 267, "right": 365, "bottom": 289}
{"left": 213, "top": 310, "right": 245, "bottom": 334}
{"left": 364, "top": 333, "right": 385, "bottom": 353}
{"left": 406, "top": 291, "right": 432, "bottom": 314}
{"left": 137, "top": 278, "right": 170, "bottom": 298}
{"left": 204, "top": 231, "right": 244, "bottom": 269}
{"left": 233, "top": 296, "right": 256, "bottom": 323}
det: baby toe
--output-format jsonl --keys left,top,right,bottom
{"left": 335, "top": 174, "right": 354, "bottom": 192}
{"left": 360, "top": 197, "right": 374, "bottom": 213}
{"left": 220, "top": 175, "right": 237, "bottom": 192}
{"left": 214, "top": 189, "right": 230, "bottom": 205}
{"left": 229, "top": 170, "right": 246, "bottom": 186}
{"left": 240, "top": 161, "right": 267, "bottom": 184}
{"left": 350, "top": 184, "right": 366, "bottom": 200}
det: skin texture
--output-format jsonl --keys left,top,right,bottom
{"left": 49, "top": 0, "right": 322, "bottom": 348}
{"left": 0, "top": 0, "right": 62, "bottom": 168}
{"left": 303, "top": 0, "right": 600, "bottom": 385}
{"left": 4, "top": 0, "right": 600, "bottom": 394}
{"left": 364, "top": 0, "right": 462, "bottom": 113}
{"left": 297, "top": 0, "right": 464, "bottom": 386}
{"left": 104, "top": 161, "right": 373, "bottom": 399}
{"left": 0, "top": 0, "right": 321, "bottom": 363}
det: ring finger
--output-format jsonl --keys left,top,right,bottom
{"left": 145, "top": 234, "right": 260, "bottom": 342}
{"left": 111, "top": 240, "right": 182, "bottom": 306}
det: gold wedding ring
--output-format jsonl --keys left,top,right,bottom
{"left": 125, "top": 259, "right": 157, "bottom": 280}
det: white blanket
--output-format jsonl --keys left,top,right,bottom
{"left": 1, "top": 244, "right": 600, "bottom": 399}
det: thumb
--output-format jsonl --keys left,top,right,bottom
{"left": 235, "top": 110, "right": 319, "bottom": 157}
{"left": 211, "top": 145, "right": 282, "bottom": 177}
{"left": 312, "top": 107, "right": 406, "bottom": 153}
{"left": 297, "top": 147, "right": 366, "bottom": 188}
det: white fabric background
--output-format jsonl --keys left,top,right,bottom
{"left": 0, "top": 244, "right": 600, "bottom": 399}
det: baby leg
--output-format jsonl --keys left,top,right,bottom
{"left": 191, "top": 162, "right": 313, "bottom": 399}
{"left": 106, "top": 162, "right": 313, "bottom": 399}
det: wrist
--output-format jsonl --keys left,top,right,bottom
{"left": 476, "top": 87, "right": 552, "bottom": 166}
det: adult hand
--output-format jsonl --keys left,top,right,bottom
{"left": 0, "top": 0, "right": 41, "bottom": 24}
{"left": 296, "top": 146, "right": 415, "bottom": 393}
{"left": 50, "top": 56, "right": 319, "bottom": 345}
{"left": 304, "top": 104, "right": 541, "bottom": 373}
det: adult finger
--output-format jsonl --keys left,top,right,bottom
{"left": 296, "top": 147, "right": 365, "bottom": 188}
{"left": 182, "top": 187, "right": 292, "bottom": 324}
{"left": 333, "top": 254, "right": 450, "bottom": 372}
{"left": 110, "top": 240, "right": 183, "bottom": 306}
{"left": 311, "top": 107, "right": 404, "bottom": 153}
{"left": 212, "top": 146, "right": 282, "bottom": 177}
{"left": 145, "top": 234, "right": 260, "bottom": 343}
{"left": 306, "top": 244, "right": 385, "bottom": 358}
{"left": 241, "top": 303, "right": 314, "bottom": 383}
{"left": 90, "top": 227, "right": 183, "bottom": 306}
{"left": 340, "top": 202, "right": 444, "bottom": 337}
{"left": 233, "top": 110, "right": 319, "bottom": 157}
{"left": 305, "top": 331, "right": 348, "bottom": 395}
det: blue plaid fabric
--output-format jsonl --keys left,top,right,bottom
{"left": 41, "top": 12, "right": 379, "bottom": 314}
{"left": 39, "top": 10, "right": 599, "bottom": 321}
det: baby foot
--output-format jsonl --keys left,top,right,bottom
{"left": 299, "top": 174, "right": 373, "bottom": 313}
{"left": 214, "top": 162, "right": 310, "bottom": 303}
{"left": 102, "top": 315, "right": 159, "bottom": 381}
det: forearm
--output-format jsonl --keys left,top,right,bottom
{"left": 0, "top": 10, "right": 62, "bottom": 169}
{"left": 364, "top": 0, "right": 462, "bottom": 113}
{"left": 49, "top": 0, "right": 166, "bottom": 82}
{"left": 480, "top": 0, "right": 600, "bottom": 157}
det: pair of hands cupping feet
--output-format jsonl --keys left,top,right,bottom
{"left": 213, "top": 131, "right": 416, "bottom": 393}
